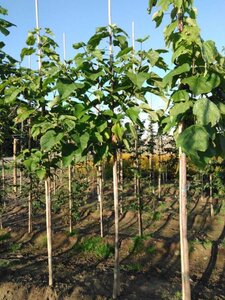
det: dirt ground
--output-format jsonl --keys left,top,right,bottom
{"left": 0, "top": 183, "right": 224, "bottom": 300}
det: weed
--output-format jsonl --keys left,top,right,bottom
{"left": 172, "top": 291, "right": 182, "bottom": 300}
{"left": 73, "top": 236, "right": 114, "bottom": 259}
{"left": 131, "top": 235, "right": 145, "bottom": 253}
{"left": 125, "top": 262, "right": 143, "bottom": 272}
{"left": 36, "top": 234, "right": 47, "bottom": 249}
{"left": 10, "top": 243, "right": 21, "bottom": 252}
{"left": 0, "top": 231, "right": 11, "bottom": 242}
{"left": 0, "top": 259, "right": 11, "bottom": 268}
{"left": 152, "top": 211, "right": 162, "bottom": 221}
{"left": 146, "top": 245, "right": 156, "bottom": 254}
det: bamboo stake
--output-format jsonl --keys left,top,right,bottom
{"left": 35, "top": 0, "right": 42, "bottom": 70}
{"left": 63, "top": 32, "right": 66, "bottom": 62}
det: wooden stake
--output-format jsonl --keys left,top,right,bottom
{"left": 35, "top": 0, "right": 42, "bottom": 70}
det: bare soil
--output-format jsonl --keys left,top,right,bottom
{"left": 0, "top": 182, "right": 224, "bottom": 300}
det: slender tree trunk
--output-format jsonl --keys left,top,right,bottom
{"left": 28, "top": 176, "right": 32, "bottom": 233}
{"left": 113, "top": 153, "right": 120, "bottom": 299}
{"left": 45, "top": 177, "right": 53, "bottom": 287}
{"left": 68, "top": 165, "right": 72, "bottom": 233}
{"left": 13, "top": 138, "right": 17, "bottom": 195}
{"left": 209, "top": 174, "right": 214, "bottom": 218}
{"left": 179, "top": 124, "right": 191, "bottom": 300}
{"left": 119, "top": 149, "right": 123, "bottom": 214}
{"left": 1, "top": 157, "right": 5, "bottom": 207}
{"left": 158, "top": 136, "right": 161, "bottom": 199}
{"left": 135, "top": 138, "right": 142, "bottom": 237}
{"left": 97, "top": 164, "right": 104, "bottom": 237}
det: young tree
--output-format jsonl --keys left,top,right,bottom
{"left": 148, "top": 1, "right": 225, "bottom": 299}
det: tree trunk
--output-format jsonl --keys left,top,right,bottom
{"left": 119, "top": 149, "right": 123, "bottom": 214}
{"left": 97, "top": 164, "right": 104, "bottom": 237}
{"left": 209, "top": 174, "right": 214, "bottom": 218}
{"left": 28, "top": 176, "right": 32, "bottom": 233}
{"left": 1, "top": 157, "right": 5, "bottom": 207}
{"left": 45, "top": 177, "right": 53, "bottom": 287}
{"left": 135, "top": 139, "right": 142, "bottom": 237}
{"left": 158, "top": 136, "right": 161, "bottom": 200}
{"left": 13, "top": 138, "right": 17, "bottom": 195}
{"left": 113, "top": 154, "right": 120, "bottom": 299}
{"left": 179, "top": 124, "right": 191, "bottom": 300}
{"left": 68, "top": 165, "right": 72, "bottom": 233}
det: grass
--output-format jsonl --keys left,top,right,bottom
{"left": 10, "top": 242, "right": 22, "bottom": 252}
{"left": 131, "top": 234, "right": 156, "bottom": 255}
{"left": 73, "top": 236, "right": 114, "bottom": 259}
{"left": 0, "top": 231, "right": 11, "bottom": 242}
{"left": 35, "top": 234, "right": 47, "bottom": 249}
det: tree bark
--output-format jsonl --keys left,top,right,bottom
{"left": 119, "top": 149, "right": 123, "bottom": 214}
{"left": 28, "top": 176, "right": 32, "bottom": 233}
{"left": 45, "top": 177, "right": 53, "bottom": 287}
{"left": 158, "top": 136, "right": 161, "bottom": 200}
{"left": 209, "top": 174, "right": 214, "bottom": 218}
{"left": 97, "top": 164, "right": 104, "bottom": 237}
{"left": 13, "top": 138, "right": 18, "bottom": 195}
{"left": 179, "top": 124, "right": 191, "bottom": 300}
{"left": 68, "top": 165, "right": 72, "bottom": 233}
{"left": 113, "top": 154, "right": 120, "bottom": 299}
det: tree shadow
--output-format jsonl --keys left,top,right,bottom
{"left": 192, "top": 224, "right": 225, "bottom": 300}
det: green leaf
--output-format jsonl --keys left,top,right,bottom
{"left": 72, "top": 42, "right": 86, "bottom": 49}
{"left": 193, "top": 98, "right": 221, "bottom": 126}
{"left": 36, "top": 168, "right": 46, "bottom": 181}
{"left": 62, "top": 143, "right": 76, "bottom": 166}
{"left": 80, "top": 132, "right": 89, "bottom": 151}
{"left": 177, "top": 125, "right": 210, "bottom": 156}
{"left": 163, "top": 63, "right": 191, "bottom": 86}
{"left": 116, "top": 47, "right": 133, "bottom": 59}
{"left": 170, "top": 101, "right": 192, "bottom": 117}
{"left": 57, "top": 78, "right": 84, "bottom": 100}
{"left": 112, "top": 123, "right": 124, "bottom": 140}
{"left": 127, "top": 72, "right": 150, "bottom": 89}
{"left": 87, "top": 31, "right": 109, "bottom": 50}
{"left": 4, "top": 86, "right": 24, "bottom": 104}
{"left": 20, "top": 47, "right": 35, "bottom": 60}
{"left": 136, "top": 35, "right": 150, "bottom": 43}
{"left": 146, "top": 50, "right": 160, "bottom": 66}
{"left": 152, "top": 10, "right": 164, "bottom": 27}
{"left": 126, "top": 107, "right": 140, "bottom": 123}
{"left": 202, "top": 40, "right": 218, "bottom": 64}
{"left": 171, "top": 90, "right": 189, "bottom": 103}
{"left": 26, "top": 32, "right": 36, "bottom": 46}
{"left": 40, "top": 130, "right": 63, "bottom": 152}
{"left": 182, "top": 73, "right": 220, "bottom": 96}
{"left": 15, "top": 106, "right": 35, "bottom": 123}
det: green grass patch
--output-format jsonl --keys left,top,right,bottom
{"left": 73, "top": 236, "right": 114, "bottom": 259}
{"left": 0, "top": 231, "right": 11, "bottom": 242}
{"left": 9, "top": 242, "right": 22, "bottom": 252}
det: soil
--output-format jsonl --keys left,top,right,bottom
{"left": 0, "top": 181, "right": 224, "bottom": 300}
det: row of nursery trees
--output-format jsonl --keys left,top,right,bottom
{"left": 1, "top": 0, "right": 225, "bottom": 299}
